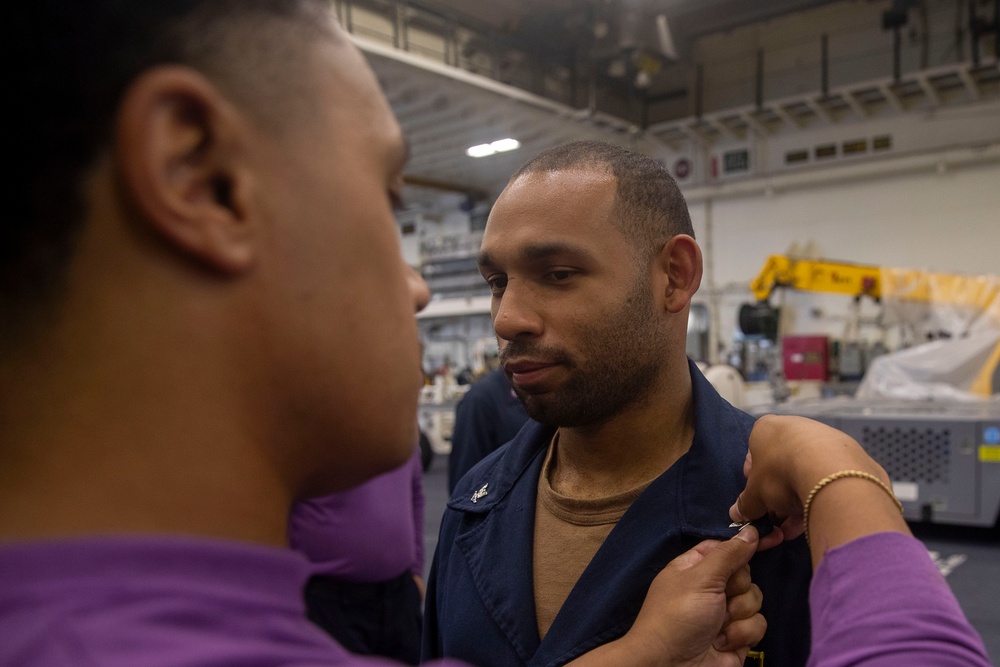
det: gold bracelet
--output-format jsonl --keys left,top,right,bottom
{"left": 803, "top": 470, "right": 904, "bottom": 545}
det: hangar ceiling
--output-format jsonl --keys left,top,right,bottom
{"left": 335, "top": 0, "right": 1000, "bottom": 204}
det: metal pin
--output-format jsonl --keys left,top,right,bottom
{"left": 471, "top": 483, "right": 489, "bottom": 503}
{"left": 729, "top": 516, "right": 774, "bottom": 538}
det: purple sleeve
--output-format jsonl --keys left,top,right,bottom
{"left": 809, "top": 532, "right": 991, "bottom": 667}
{"left": 288, "top": 447, "right": 423, "bottom": 582}
{"left": 410, "top": 449, "right": 425, "bottom": 577}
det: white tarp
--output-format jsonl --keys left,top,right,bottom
{"left": 856, "top": 330, "right": 1000, "bottom": 402}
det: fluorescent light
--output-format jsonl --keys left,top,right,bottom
{"left": 466, "top": 138, "right": 520, "bottom": 158}
{"left": 491, "top": 138, "right": 520, "bottom": 152}
{"left": 466, "top": 143, "right": 496, "bottom": 158}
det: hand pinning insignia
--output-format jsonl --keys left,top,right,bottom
{"left": 728, "top": 516, "right": 774, "bottom": 538}
{"left": 471, "top": 483, "right": 489, "bottom": 503}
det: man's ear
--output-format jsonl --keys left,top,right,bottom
{"left": 656, "top": 234, "right": 703, "bottom": 314}
{"left": 114, "top": 65, "right": 256, "bottom": 274}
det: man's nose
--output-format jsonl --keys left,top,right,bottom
{"left": 492, "top": 281, "right": 542, "bottom": 341}
{"left": 407, "top": 265, "right": 430, "bottom": 313}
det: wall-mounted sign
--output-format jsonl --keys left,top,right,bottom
{"left": 723, "top": 149, "right": 750, "bottom": 174}
{"left": 782, "top": 134, "right": 894, "bottom": 170}
{"left": 673, "top": 158, "right": 691, "bottom": 180}
{"left": 785, "top": 149, "right": 809, "bottom": 164}
{"left": 709, "top": 146, "right": 752, "bottom": 181}
{"left": 843, "top": 138, "right": 867, "bottom": 155}
{"left": 815, "top": 143, "right": 837, "bottom": 159}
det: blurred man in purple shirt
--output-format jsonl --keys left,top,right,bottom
{"left": 1, "top": 1, "right": 440, "bottom": 665}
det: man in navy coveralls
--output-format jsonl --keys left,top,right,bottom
{"left": 423, "top": 142, "right": 812, "bottom": 667}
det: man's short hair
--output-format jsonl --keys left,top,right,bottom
{"left": 5, "top": 0, "right": 332, "bottom": 328}
{"left": 509, "top": 141, "right": 694, "bottom": 262}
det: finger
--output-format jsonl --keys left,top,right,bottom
{"left": 667, "top": 539, "right": 722, "bottom": 572}
{"left": 714, "top": 614, "right": 767, "bottom": 653}
{"left": 725, "top": 583, "right": 762, "bottom": 623}
{"left": 743, "top": 451, "right": 752, "bottom": 479}
{"left": 730, "top": 490, "right": 767, "bottom": 526}
{"left": 688, "top": 539, "right": 724, "bottom": 557}
{"left": 724, "top": 564, "right": 751, "bottom": 598}
{"left": 710, "top": 649, "right": 749, "bottom": 667}
{"left": 756, "top": 524, "right": 788, "bottom": 551}
{"left": 778, "top": 516, "right": 805, "bottom": 541}
{"left": 692, "top": 526, "right": 758, "bottom": 591}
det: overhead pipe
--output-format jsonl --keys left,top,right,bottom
{"left": 756, "top": 49, "right": 765, "bottom": 109}
{"left": 695, "top": 63, "right": 704, "bottom": 120}
{"left": 970, "top": 0, "right": 981, "bottom": 65}
{"left": 893, "top": 25, "right": 902, "bottom": 82}
{"left": 881, "top": 0, "right": 912, "bottom": 81}
{"left": 821, "top": 34, "right": 829, "bottom": 97}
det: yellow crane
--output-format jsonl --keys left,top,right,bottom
{"left": 750, "top": 254, "right": 1000, "bottom": 313}
{"left": 749, "top": 255, "right": 881, "bottom": 303}
{"left": 743, "top": 254, "right": 1000, "bottom": 395}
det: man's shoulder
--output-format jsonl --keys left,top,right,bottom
{"left": 688, "top": 360, "right": 758, "bottom": 450}
{"left": 0, "top": 537, "right": 379, "bottom": 667}
{"left": 448, "top": 420, "right": 551, "bottom": 502}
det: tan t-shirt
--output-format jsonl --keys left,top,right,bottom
{"left": 532, "top": 437, "right": 652, "bottom": 639}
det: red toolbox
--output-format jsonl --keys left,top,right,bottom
{"left": 782, "top": 335, "right": 830, "bottom": 381}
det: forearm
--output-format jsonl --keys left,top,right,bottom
{"left": 810, "top": 532, "right": 991, "bottom": 667}
{"left": 734, "top": 415, "right": 910, "bottom": 569}
{"left": 798, "top": 473, "right": 909, "bottom": 568}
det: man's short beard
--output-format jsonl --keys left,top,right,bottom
{"left": 505, "top": 273, "right": 668, "bottom": 428}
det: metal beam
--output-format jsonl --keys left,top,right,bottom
{"left": 957, "top": 68, "right": 982, "bottom": 100}
{"left": 740, "top": 111, "right": 768, "bottom": 135}
{"left": 879, "top": 83, "right": 905, "bottom": 112}
{"left": 916, "top": 74, "right": 942, "bottom": 106}
{"left": 840, "top": 90, "right": 868, "bottom": 118}
{"left": 769, "top": 104, "right": 802, "bottom": 129}
{"left": 805, "top": 97, "right": 833, "bottom": 123}
{"left": 705, "top": 116, "right": 737, "bottom": 139}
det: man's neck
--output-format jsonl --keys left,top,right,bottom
{"left": 548, "top": 366, "right": 694, "bottom": 500}
{"left": 0, "top": 332, "right": 292, "bottom": 547}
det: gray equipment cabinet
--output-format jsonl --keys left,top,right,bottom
{"left": 751, "top": 399, "right": 1000, "bottom": 528}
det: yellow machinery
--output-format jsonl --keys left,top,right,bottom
{"left": 750, "top": 254, "right": 1000, "bottom": 315}
{"left": 743, "top": 254, "right": 1000, "bottom": 395}
{"left": 750, "top": 255, "right": 881, "bottom": 302}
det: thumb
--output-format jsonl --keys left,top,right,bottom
{"left": 695, "top": 526, "right": 759, "bottom": 587}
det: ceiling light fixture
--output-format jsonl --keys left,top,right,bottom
{"left": 466, "top": 138, "right": 521, "bottom": 158}
{"left": 491, "top": 138, "right": 520, "bottom": 152}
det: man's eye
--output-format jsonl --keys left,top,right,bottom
{"left": 389, "top": 190, "right": 406, "bottom": 211}
{"left": 486, "top": 275, "right": 507, "bottom": 293}
{"left": 548, "top": 270, "right": 575, "bottom": 282}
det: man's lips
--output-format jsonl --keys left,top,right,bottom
{"left": 503, "top": 359, "right": 557, "bottom": 374}
{"left": 503, "top": 359, "right": 561, "bottom": 390}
